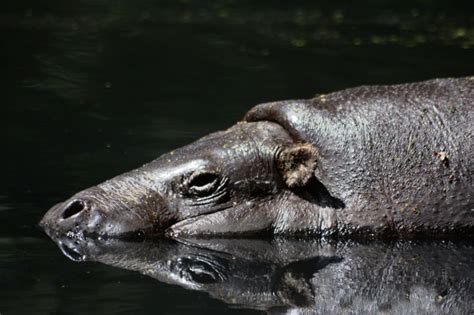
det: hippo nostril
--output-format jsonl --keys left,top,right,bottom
{"left": 62, "top": 200, "right": 87, "bottom": 219}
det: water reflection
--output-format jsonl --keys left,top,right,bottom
{"left": 46, "top": 234, "right": 474, "bottom": 314}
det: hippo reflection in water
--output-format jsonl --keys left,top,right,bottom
{"left": 40, "top": 77, "right": 474, "bottom": 238}
{"left": 47, "top": 235, "right": 474, "bottom": 314}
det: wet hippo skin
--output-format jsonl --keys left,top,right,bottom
{"left": 40, "top": 77, "right": 474, "bottom": 239}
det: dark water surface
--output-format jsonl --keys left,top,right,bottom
{"left": 1, "top": 1, "right": 473, "bottom": 314}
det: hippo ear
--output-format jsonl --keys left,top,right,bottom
{"left": 277, "top": 143, "right": 318, "bottom": 188}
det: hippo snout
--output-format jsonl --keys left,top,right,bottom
{"left": 40, "top": 187, "right": 162, "bottom": 239}
{"left": 40, "top": 197, "right": 106, "bottom": 238}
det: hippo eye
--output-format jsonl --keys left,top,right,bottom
{"left": 187, "top": 171, "right": 220, "bottom": 196}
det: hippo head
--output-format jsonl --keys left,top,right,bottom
{"left": 40, "top": 120, "right": 338, "bottom": 239}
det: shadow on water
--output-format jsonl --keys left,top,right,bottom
{"left": 38, "top": 235, "right": 474, "bottom": 314}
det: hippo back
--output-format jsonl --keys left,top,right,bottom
{"left": 245, "top": 77, "right": 474, "bottom": 237}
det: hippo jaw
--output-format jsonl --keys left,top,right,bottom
{"left": 40, "top": 121, "right": 341, "bottom": 239}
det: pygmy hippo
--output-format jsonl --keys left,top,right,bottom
{"left": 40, "top": 77, "right": 474, "bottom": 239}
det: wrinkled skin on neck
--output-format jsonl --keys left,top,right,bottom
{"left": 245, "top": 77, "right": 474, "bottom": 237}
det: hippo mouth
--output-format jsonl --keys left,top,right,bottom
{"left": 40, "top": 197, "right": 236, "bottom": 240}
{"left": 164, "top": 205, "right": 235, "bottom": 238}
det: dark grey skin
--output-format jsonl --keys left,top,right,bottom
{"left": 46, "top": 236, "right": 474, "bottom": 314}
{"left": 40, "top": 77, "right": 474, "bottom": 239}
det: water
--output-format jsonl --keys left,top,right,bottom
{"left": 1, "top": 1, "right": 473, "bottom": 314}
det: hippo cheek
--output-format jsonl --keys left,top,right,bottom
{"left": 165, "top": 203, "right": 275, "bottom": 237}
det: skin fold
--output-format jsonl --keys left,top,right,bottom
{"left": 40, "top": 77, "right": 474, "bottom": 239}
